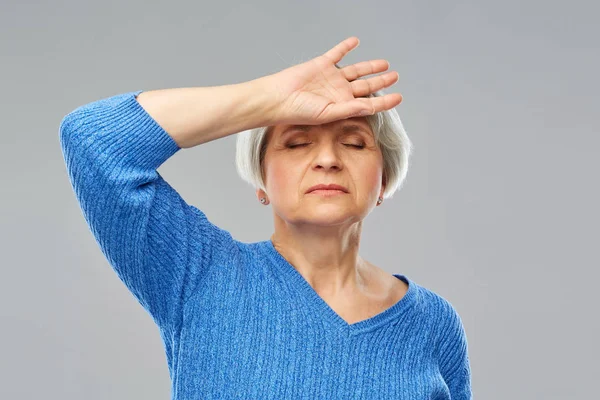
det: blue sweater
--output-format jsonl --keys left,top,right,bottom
{"left": 59, "top": 90, "right": 472, "bottom": 399}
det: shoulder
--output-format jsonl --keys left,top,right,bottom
{"left": 410, "top": 279, "right": 463, "bottom": 319}
{"left": 412, "top": 282, "right": 468, "bottom": 356}
{"left": 407, "top": 279, "right": 468, "bottom": 344}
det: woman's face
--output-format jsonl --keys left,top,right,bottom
{"left": 259, "top": 116, "right": 385, "bottom": 227}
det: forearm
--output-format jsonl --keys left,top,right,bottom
{"left": 135, "top": 77, "right": 276, "bottom": 149}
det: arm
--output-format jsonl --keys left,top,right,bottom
{"left": 134, "top": 78, "right": 277, "bottom": 148}
{"left": 438, "top": 304, "right": 473, "bottom": 399}
{"left": 58, "top": 77, "right": 276, "bottom": 330}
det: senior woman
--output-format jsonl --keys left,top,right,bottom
{"left": 59, "top": 37, "right": 472, "bottom": 399}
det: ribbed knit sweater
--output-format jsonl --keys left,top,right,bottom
{"left": 58, "top": 90, "right": 472, "bottom": 399}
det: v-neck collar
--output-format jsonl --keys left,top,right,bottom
{"left": 261, "top": 239, "right": 418, "bottom": 336}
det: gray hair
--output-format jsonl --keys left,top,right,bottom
{"left": 235, "top": 75, "right": 413, "bottom": 200}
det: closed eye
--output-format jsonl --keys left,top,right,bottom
{"left": 287, "top": 143, "right": 365, "bottom": 149}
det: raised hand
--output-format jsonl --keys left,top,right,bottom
{"left": 263, "top": 36, "right": 403, "bottom": 126}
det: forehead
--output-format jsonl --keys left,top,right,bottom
{"left": 272, "top": 117, "right": 372, "bottom": 137}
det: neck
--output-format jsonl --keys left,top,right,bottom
{"left": 269, "top": 220, "right": 371, "bottom": 296}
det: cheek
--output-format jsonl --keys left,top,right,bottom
{"left": 353, "top": 163, "right": 384, "bottom": 200}
{"left": 359, "top": 163, "right": 383, "bottom": 186}
{"left": 266, "top": 160, "right": 297, "bottom": 194}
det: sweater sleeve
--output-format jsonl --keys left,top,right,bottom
{"left": 58, "top": 90, "right": 234, "bottom": 330}
{"left": 437, "top": 302, "right": 473, "bottom": 399}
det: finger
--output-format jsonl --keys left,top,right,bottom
{"left": 350, "top": 70, "right": 400, "bottom": 97}
{"left": 340, "top": 59, "right": 390, "bottom": 82}
{"left": 323, "top": 36, "right": 360, "bottom": 64}
{"left": 361, "top": 93, "right": 403, "bottom": 115}
{"left": 321, "top": 94, "right": 403, "bottom": 123}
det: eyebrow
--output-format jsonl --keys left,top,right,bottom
{"left": 280, "top": 122, "right": 371, "bottom": 137}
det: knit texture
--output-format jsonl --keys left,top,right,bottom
{"left": 59, "top": 90, "right": 472, "bottom": 399}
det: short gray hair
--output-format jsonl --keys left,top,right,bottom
{"left": 235, "top": 83, "right": 413, "bottom": 200}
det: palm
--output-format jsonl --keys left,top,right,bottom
{"left": 268, "top": 37, "right": 402, "bottom": 125}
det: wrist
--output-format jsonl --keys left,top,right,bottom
{"left": 243, "top": 75, "right": 283, "bottom": 128}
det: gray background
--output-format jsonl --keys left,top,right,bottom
{"left": 2, "top": 0, "right": 598, "bottom": 398}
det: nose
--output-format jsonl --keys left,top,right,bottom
{"left": 311, "top": 141, "right": 343, "bottom": 171}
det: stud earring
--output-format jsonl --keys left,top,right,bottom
{"left": 260, "top": 197, "right": 267, "bottom": 204}
{"left": 377, "top": 197, "right": 383, "bottom": 205}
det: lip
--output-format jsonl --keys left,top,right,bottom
{"left": 306, "top": 183, "right": 349, "bottom": 194}
{"left": 308, "top": 189, "right": 347, "bottom": 197}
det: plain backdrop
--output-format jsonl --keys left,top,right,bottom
{"left": 1, "top": 0, "right": 598, "bottom": 399}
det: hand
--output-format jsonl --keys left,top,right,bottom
{"left": 263, "top": 36, "right": 403, "bottom": 126}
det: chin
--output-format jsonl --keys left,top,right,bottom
{"left": 302, "top": 210, "right": 362, "bottom": 224}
